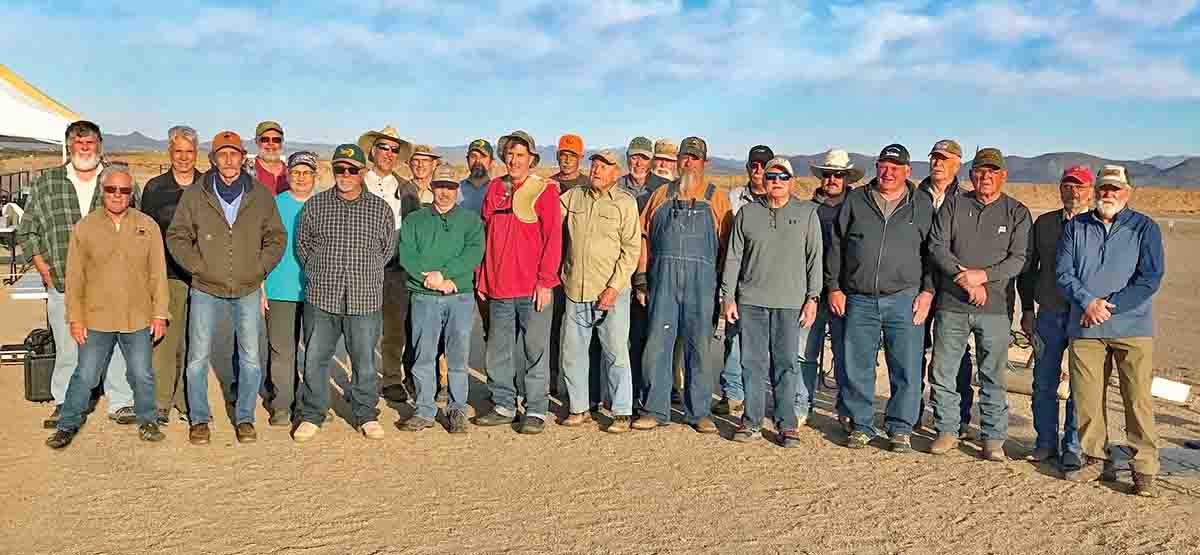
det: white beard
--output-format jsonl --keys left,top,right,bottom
{"left": 1096, "top": 199, "right": 1125, "bottom": 219}
{"left": 71, "top": 153, "right": 100, "bottom": 172}
{"left": 653, "top": 167, "right": 675, "bottom": 180}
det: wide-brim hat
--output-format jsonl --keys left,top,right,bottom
{"left": 810, "top": 149, "right": 865, "bottom": 183}
{"left": 357, "top": 126, "right": 413, "bottom": 163}
{"left": 497, "top": 130, "right": 540, "bottom": 167}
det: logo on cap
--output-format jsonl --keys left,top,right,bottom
{"left": 471, "top": 140, "right": 485, "bottom": 149}
{"left": 1103, "top": 168, "right": 1122, "bottom": 177}
{"left": 340, "top": 147, "right": 355, "bottom": 157}
{"left": 884, "top": 148, "right": 901, "bottom": 157}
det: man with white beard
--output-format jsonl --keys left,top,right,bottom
{"left": 1057, "top": 165, "right": 1165, "bottom": 497}
{"left": 18, "top": 120, "right": 138, "bottom": 428}
{"left": 651, "top": 139, "right": 678, "bottom": 181}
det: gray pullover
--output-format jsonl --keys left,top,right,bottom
{"left": 721, "top": 197, "right": 823, "bottom": 309}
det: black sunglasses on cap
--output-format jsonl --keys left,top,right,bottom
{"left": 332, "top": 165, "right": 361, "bottom": 175}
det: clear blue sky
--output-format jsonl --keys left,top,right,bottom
{"left": 3, "top": 0, "right": 1198, "bottom": 160}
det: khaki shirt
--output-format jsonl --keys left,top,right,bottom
{"left": 66, "top": 208, "right": 170, "bottom": 332}
{"left": 559, "top": 185, "right": 641, "bottom": 302}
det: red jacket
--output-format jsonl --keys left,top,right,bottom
{"left": 476, "top": 175, "right": 562, "bottom": 299}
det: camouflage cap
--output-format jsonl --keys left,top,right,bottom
{"left": 1096, "top": 164, "right": 1132, "bottom": 189}
{"left": 679, "top": 136, "right": 707, "bottom": 161}
{"left": 497, "top": 130, "right": 539, "bottom": 166}
{"left": 287, "top": 150, "right": 319, "bottom": 170}
{"left": 410, "top": 144, "right": 441, "bottom": 160}
{"left": 468, "top": 138, "right": 494, "bottom": 158}
{"left": 653, "top": 138, "right": 678, "bottom": 161}
{"left": 627, "top": 136, "right": 653, "bottom": 159}
{"left": 589, "top": 149, "right": 620, "bottom": 166}
{"left": 972, "top": 147, "right": 1005, "bottom": 170}
{"left": 431, "top": 165, "right": 460, "bottom": 188}
{"left": 255, "top": 120, "right": 283, "bottom": 138}
{"left": 930, "top": 139, "right": 962, "bottom": 158}
{"left": 331, "top": 144, "right": 366, "bottom": 168}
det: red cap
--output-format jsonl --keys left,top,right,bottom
{"left": 1061, "top": 165, "right": 1094, "bottom": 185}
{"left": 557, "top": 134, "right": 583, "bottom": 157}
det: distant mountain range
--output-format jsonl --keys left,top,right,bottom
{"left": 78, "top": 132, "right": 1200, "bottom": 188}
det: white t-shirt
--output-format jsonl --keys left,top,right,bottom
{"left": 66, "top": 163, "right": 99, "bottom": 217}
{"left": 364, "top": 169, "right": 404, "bottom": 230}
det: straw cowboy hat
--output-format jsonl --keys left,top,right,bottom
{"left": 357, "top": 125, "right": 414, "bottom": 164}
{"left": 810, "top": 149, "right": 865, "bottom": 183}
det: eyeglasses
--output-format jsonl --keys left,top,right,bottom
{"left": 374, "top": 143, "right": 402, "bottom": 154}
{"left": 765, "top": 172, "right": 792, "bottom": 182}
{"left": 258, "top": 136, "right": 282, "bottom": 144}
{"left": 747, "top": 161, "right": 766, "bottom": 170}
{"left": 103, "top": 186, "right": 133, "bottom": 196}
{"left": 973, "top": 167, "right": 1001, "bottom": 177}
{"left": 289, "top": 169, "right": 315, "bottom": 178}
{"left": 332, "top": 165, "right": 361, "bottom": 175}
{"left": 821, "top": 171, "right": 848, "bottom": 180}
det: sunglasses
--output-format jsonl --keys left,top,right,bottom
{"left": 822, "top": 171, "right": 848, "bottom": 180}
{"left": 103, "top": 186, "right": 133, "bottom": 196}
{"left": 765, "top": 172, "right": 792, "bottom": 182}
{"left": 332, "top": 165, "right": 361, "bottom": 175}
{"left": 258, "top": 136, "right": 283, "bottom": 144}
{"left": 374, "top": 143, "right": 403, "bottom": 154}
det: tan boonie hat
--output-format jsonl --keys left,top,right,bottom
{"left": 810, "top": 149, "right": 865, "bottom": 183}
{"left": 410, "top": 144, "right": 440, "bottom": 160}
{"left": 930, "top": 139, "right": 962, "bottom": 158}
{"left": 679, "top": 136, "right": 707, "bottom": 160}
{"left": 972, "top": 147, "right": 1005, "bottom": 170}
{"left": 357, "top": 125, "right": 414, "bottom": 163}
{"left": 653, "top": 138, "right": 678, "bottom": 161}
{"left": 431, "top": 165, "right": 459, "bottom": 187}
{"left": 764, "top": 156, "right": 795, "bottom": 176}
{"left": 497, "top": 130, "right": 540, "bottom": 167}
{"left": 589, "top": 149, "right": 620, "bottom": 166}
{"left": 1096, "top": 164, "right": 1132, "bottom": 189}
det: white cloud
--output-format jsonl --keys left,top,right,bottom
{"left": 1094, "top": 0, "right": 1199, "bottom": 26}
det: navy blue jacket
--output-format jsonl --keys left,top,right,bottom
{"left": 1056, "top": 208, "right": 1164, "bottom": 338}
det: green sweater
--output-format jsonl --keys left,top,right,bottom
{"left": 397, "top": 206, "right": 485, "bottom": 295}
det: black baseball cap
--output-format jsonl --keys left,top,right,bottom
{"left": 877, "top": 144, "right": 911, "bottom": 166}
{"left": 748, "top": 145, "right": 774, "bottom": 165}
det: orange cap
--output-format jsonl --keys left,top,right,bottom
{"left": 211, "top": 130, "right": 245, "bottom": 154}
{"left": 557, "top": 134, "right": 583, "bottom": 157}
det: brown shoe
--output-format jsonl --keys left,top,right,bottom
{"left": 929, "top": 433, "right": 958, "bottom": 455}
{"left": 692, "top": 417, "right": 718, "bottom": 434}
{"left": 606, "top": 416, "right": 631, "bottom": 434}
{"left": 981, "top": 439, "right": 1006, "bottom": 462}
{"left": 632, "top": 415, "right": 660, "bottom": 430}
{"left": 1065, "top": 456, "right": 1110, "bottom": 483}
{"left": 560, "top": 412, "right": 591, "bottom": 427}
{"left": 1133, "top": 472, "right": 1157, "bottom": 498}
{"left": 235, "top": 422, "right": 257, "bottom": 443}
{"left": 189, "top": 423, "right": 211, "bottom": 445}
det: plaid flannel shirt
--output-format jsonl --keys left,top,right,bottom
{"left": 296, "top": 188, "right": 396, "bottom": 315}
{"left": 17, "top": 165, "right": 140, "bottom": 292}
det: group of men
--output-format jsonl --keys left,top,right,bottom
{"left": 19, "top": 120, "right": 1165, "bottom": 497}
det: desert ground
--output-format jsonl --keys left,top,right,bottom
{"left": 1, "top": 153, "right": 1200, "bottom": 554}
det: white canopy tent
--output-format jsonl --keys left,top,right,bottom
{"left": 0, "top": 64, "right": 81, "bottom": 146}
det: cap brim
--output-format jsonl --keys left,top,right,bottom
{"left": 877, "top": 156, "right": 909, "bottom": 165}
{"left": 654, "top": 154, "right": 678, "bottom": 161}
{"left": 929, "top": 148, "right": 961, "bottom": 158}
{"left": 431, "top": 180, "right": 460, "bottom": 188}
{"left": 627, "top": 149, "right": 653, "bottom": 158}
{"left": 1096, "top": 178, "right": 1130, "bottom": 189}
{"left": 332, "top": 159, "right": 365, "bottom": 169}
{"left": 468, "top": 147, "right": 492, "bottom": 158}
{"left": 215, "top": 144, "right": 246, "bottom": 155}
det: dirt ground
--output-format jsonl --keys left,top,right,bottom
{"left": 2, "top": 173, "right": 1200, "bottom": 554}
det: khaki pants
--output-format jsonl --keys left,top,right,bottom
{"left": 1069, "top": 336, "right": 1159, "bottom": 475}
{"left": 152, "top": 278, "right": 189, "bottom": 413}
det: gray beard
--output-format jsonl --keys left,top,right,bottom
{"left": 653, "top": 167, "right": 675, "bottom": 180}
{"left": 71, "top": 154, "right": 100, "bottom": 172}
{"left": 1096, "top": 200, "right": 1125, "bottom": 219}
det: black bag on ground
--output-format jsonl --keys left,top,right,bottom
{"left": 23, "top": 329, "right": 54, "bottom": 402}
{"left": 23, "top": 328, "right": 55, "bottom": 356}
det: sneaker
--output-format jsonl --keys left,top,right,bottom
{"left": 360, "top": 420, "right": 385, "bottom": 440}
{"left": 1025, "top": 446, "right": 1058, "bottom": 462}
{"left": 731, "top": 426, "right": 761, "bottom": 443}
{"left": 45, "top": 428, "right": 76, "bottom": 449}
{"left": 447, "top": 410, "right": 468, "bottom": 434}
{"left": 155, "top": 409, "right": 170, "bottom": 426}
{"left": 109, "top": 406, "right": 136, "bottom": 425}
{"left": 268, "top": 410, "right": 291, "bottom": 427}
{"left": 958, "top": 424, "right": 976, "bottom": 440}
{"left": 846, "top": 431, "right": 871, "bottom": 449}
{"left": 1060, "top": 451, "right": 1084, "bottom": 472}
{"left": 889, "top": 433, "right": 913, "bottom": 453}
{"left": 473, "top": 409, "right": 516, "bottom": 427}
{"left": 188, "top": 423, "right": 211, "bottom": 445}
{"left": 837, "top": 415, "right": 853, "bottom": 434}
{"left": 631, "top": 415, "right": 660, "bottom": 430}
{"left": 43, "top": 405, "right": 62, "bottom": 429}
{"left": 138, "top": 423, "right": 165, "bottom": 442}
{"left": 981, "top": 439, "right": 1006, "bottom": 462}
{"left": 606, "top": 416, "right": 631, "bottom": 434}
{"left": 929, "top": 434, "right": 958, "bottom": 455}
{"left": 235, "top": 422, "right": 257, "bottom": 443}
{"left": 692, "top": 417, "right": 719, "bottom": 434}
{"left": 381, "top": 384, "right": 409, "bottom": 403}
{"left": 399, "top": 415, "right": 435, "bottom": 432}
{"left": 1132, "top": 472, "right": 1157, "bottom": 498}
{"left": 561, "top": 411, "right": 591, "bottom": 427}
{"left": 519, "top": 416, "right": 545, "bottom": 435}
{"left": 779, "top": 428, "right": 802, "bottom": 449}
{"left": 293, "top": 421, "right": 320, "bottom": 442}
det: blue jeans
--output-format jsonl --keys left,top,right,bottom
{"left": 1032, "top": 310, "right": 1080, "bottom": 455}
{"left": 46, "top": 288, "right": 132, "bottom": 414}
{"left": 486, "top": 296, "right": 551, "bottom": 420}
{"left": 185, "top": 289, "right": 263, "bottom": 425}
{"left": 410, "top": 293, "right": 474, "bottom": 420}
{"left": 738, "top": 305, "right": 801, "bottom": 431}
{"left": 798, "top": 301, "right": 843, "bottom": 416}
{"left": 299, "top": 305, "right": 382, "bottom": 425}
{"left": 930, "top": 311, "right": 1010, "bottom": 440}
{"left": 920, "top": 316, "right": 974, "bottom": 428}
{"left": 842, "top": 290, "right": 924, "bottom": 437}
{"left": 561, "top": 289, "right": 634, "bottom": 416}
{"left": 57, "top": 328, "right": 155, "bottom": 431}
{"left": 718, "top": 321, "right": 744, "bottom": 402}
